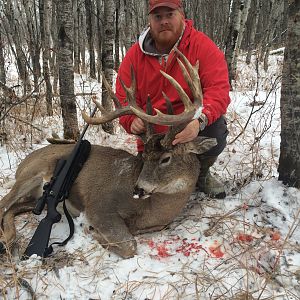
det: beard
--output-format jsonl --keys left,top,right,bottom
{"left": 150, "top": 21, "right": 184, "bottom": 52}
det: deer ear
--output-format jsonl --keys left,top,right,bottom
{"left": 184, "top": 136, "right": 217, "bottom": 154}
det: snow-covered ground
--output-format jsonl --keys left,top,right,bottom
{"left": 0, "top": 53, "right": 299, "bottom": 300}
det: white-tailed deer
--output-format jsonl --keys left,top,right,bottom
{"left": 0, "top": 50, "right": 216, "bottom": 258}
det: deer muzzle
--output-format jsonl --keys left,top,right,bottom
{"left": 133, "top": 186, "right": 152, "bottom": 200}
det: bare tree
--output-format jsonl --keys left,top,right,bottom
{"left": 262, "top": 0, "right": 285, "bottom": 71}
{"left": 57, "top": 0, "right": 79, "bottom": 139}
{"left": 22, "top": 0, "right": 41, "bottom": 91}
{"left": 123, "top": 0, "right": 134, "bottom": 51}
{"left": 101, "top": 0, "right": 115, "bottom": 134}
{"left": 0, "top": 31, "right": 6, "bottom": 84}
{"left": 245, "top": 0, "right": 261, "bottom": 64}
{"left": 85, "top": 0, "right": 96, "bottom": 79}
{"left": 278, "top": 0, "right": 300, "bottom": 187}
{"left": 2, "top": 0, "right": 31, "bottom": 93}
{"left": 39, "top": 0, "right": 53, "bottom": 115}
{"left": 225, "top": 0, "right": 252, "bottom": 84}
{"left": 78, "top": 1, "right": 87, "bottom": 74}
{"left": 95, "top": 0, "right": 103, "bottom": 81}
{"left": 73, "top": 0, "right": 80, "bottom": 74}
{"left": 234, "top": 0, "right": 252, "bottom": 57}
{"left": 115, "top": 0, "right": 121, "bottom": 69}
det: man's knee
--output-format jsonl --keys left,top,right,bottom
{"left": 199, "top": 115, "right": 228, "bottom": 157}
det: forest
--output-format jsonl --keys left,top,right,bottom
{"left": 0, "top": 0, "right": 289, "bottom": 124}
{"left": 0, "top": 0, "right": 300, "bottom": 299}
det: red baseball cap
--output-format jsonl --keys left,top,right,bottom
{"left": 149, "top": 0, "right": 182, "bottom": 14}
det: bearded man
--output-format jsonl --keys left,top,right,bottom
{"left": 116, "top": 0, "right": 230, "bottom": 198}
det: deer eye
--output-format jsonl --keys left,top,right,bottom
{"left": 159, "top": 153, "right": 172, "bottom": 165}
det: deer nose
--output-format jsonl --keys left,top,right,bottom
{"left": 133, "top": 186, "right": 145, "bottom": 199}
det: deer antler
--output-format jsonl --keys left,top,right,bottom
{"left": 130, "top": 48, "right": 203, "bottom": 125}
{"left": 82, "top": 68, "right": 136, "bottom": 124}
{"left": 82, "top": 49, "right": 203, "bottom": 127}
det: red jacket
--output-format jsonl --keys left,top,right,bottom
{"left": 116, "top": 20, "right": 230, "bottom": 149}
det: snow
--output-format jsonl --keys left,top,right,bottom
{"left": 0, "top": 53, "right": 299, "bottom": 300}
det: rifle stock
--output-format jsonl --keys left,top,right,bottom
{"left": 23, "top": 139, "right": 91, "bottom": 258}
{"left": 23, "top": 213, "right": 60, "bottom": 258}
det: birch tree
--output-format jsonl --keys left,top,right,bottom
{"left": 95, "top": 0, "right": 103, "bottom": 80}
{"left": 234, "top": 0, "right": 252, "bottom": 57}
{"left": 57, "top": 0, "right": 79, "bottom": 139}
{"left": 39, "top": 0, "right": 53, "bottom": 115}
{"left": 262, "top": 0, "right": 285, "bottom": 71}
{"left": 78, "top": 3, "right": 87, "bottom": 74}
{"left": 123, "top": 0, "right": 134, "bottom": 51}
{"left": 0, "top": 31, "right": 6, "bottom": 84}
{"left": 73, "top": 0, "right": 80, "bottom": 73}
{"left": 225, "top": 0, "right": 251, "bottom": 84}
{"left": 225, "top": 0, "right": 243, "bottom": 84}
{"left": 115, "top": 0, "right": 121, "bottom": 69}
{"left": 278, "top": 0, "right": 300, "bottom": 187}
{"left": 3, "top": 0, "right": 31, "bottom": 93}
{"left": 245, "top": 0, "right": 261, "bottom": 64}
{"left": 101, "top": 0, "right": 115, "bottom": 134}
{"left": 85, "top": 0, "right": 96, "bottom": 79}
{"left": 22, "top": 0, "right": 41, "bottom": 91}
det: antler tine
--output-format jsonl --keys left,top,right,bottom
{"left": 162, "top": 91, "right": 174, "bottom": 114}
{"left": 82, "top": 72, "right": 136, "bottom": 125}
{"left": 119, "top": 66, "right": 137, "bottom": 107}
{"left": 160, "top": 70, "right": 194, "bottom": 111}
{"left": 174, "top": 48, "right": 203, "bottom": 107}
{"left": 101, "top": 72, "right": 121, "bottom": 108}
{"left": 130, "top": 53, "right": 202, "bottom": 126}
{"left": 82, "top": 105, "right": 133, "bottom": 125}
{"left": 145, "top": 95, "right": 154, "bottom": 138}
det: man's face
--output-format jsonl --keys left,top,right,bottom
{"left": 149, "top": 7, "right": 184, "bottom": 52}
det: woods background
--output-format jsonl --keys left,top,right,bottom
{"left": 0, "top": 0, "right": 299, "bottom": 186}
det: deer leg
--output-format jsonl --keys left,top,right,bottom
{"left": 0, "top": 202, "right": 36, "bottom": 253}
{"left": 87, "top": 212, "right": 137, "bottom": 258}
{"left": 0, "top": 174, "right": 43, "bottom": 226}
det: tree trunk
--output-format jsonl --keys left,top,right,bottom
{"left": 246, "top": 0, "right": 261, "bottom": 64}
{"left": 51, "top": 1, "right": 59, "bottom": 95}
{"left": 3, "top": 0, "right": 31, "bottom": 93}
{"left": 224, "top": 0, "right": 243, "bottom": 85}
{"left": 278, "top": 0, "right": 300, "bottom": 188}
{"left": 57, "top": 0, "right": 79, "bottom": 140}
{"left": 123, "top": 0, "right": 133, "bottom": 51}
{"left": 101, "top": 0, "right": 115, "bottom": 134}
{"left": 115, "top": 0, "right": 120, "bottom": 70}
{"left": 263, "top": 0, "right": 285, "bottom": 71}
{"left": 85, "top": 0, "right": 96, "bottom": 79}
{"left": 22, "top": 0, "right": 41, "bottom": 91}
{"left": 39, "top": 0, "right": 53, "bottom": 115}
{"left": 96, "top": 0, "right": 103, "bottom": 81}
{"left": 73, "top": 0, "right": 80, "bottom": 74}
{"left": 234, "top": 0, "right": 252, "bottom": 63}
{"left": 0, "top": 31, "right": 6, "bottom": 84}
{"left": 79, "top": 5, "right": 87, "bottom": 74}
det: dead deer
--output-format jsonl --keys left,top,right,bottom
{"left": 0, "top": 50, "right": 216, "bottom": 258}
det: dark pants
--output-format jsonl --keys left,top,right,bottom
{"left": 199, "top": 115, "right": 228, "bottom": 158}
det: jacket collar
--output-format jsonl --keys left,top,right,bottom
{"left": 138, "top": 19, "right": 193, "bottom": 57}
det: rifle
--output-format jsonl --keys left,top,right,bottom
{"left": 23, "top": 108, "right": 97, "bottom": 259}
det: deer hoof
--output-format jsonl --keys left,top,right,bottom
{"left": 114, "top": 240, "right": 137, "bottom": 259}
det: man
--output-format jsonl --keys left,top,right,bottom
{"left": 116, "top": 0, "right": 230, "bottom": 198}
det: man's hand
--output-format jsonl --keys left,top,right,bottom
{"left": 172, "top": 119, "right": 201, "bottom": 145}
{"left": 130, "top": 117, "right": 146, "bottom": 134}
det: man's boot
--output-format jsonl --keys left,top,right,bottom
{"left": 196, "top": 156, "right": 226, "bottom": 199}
